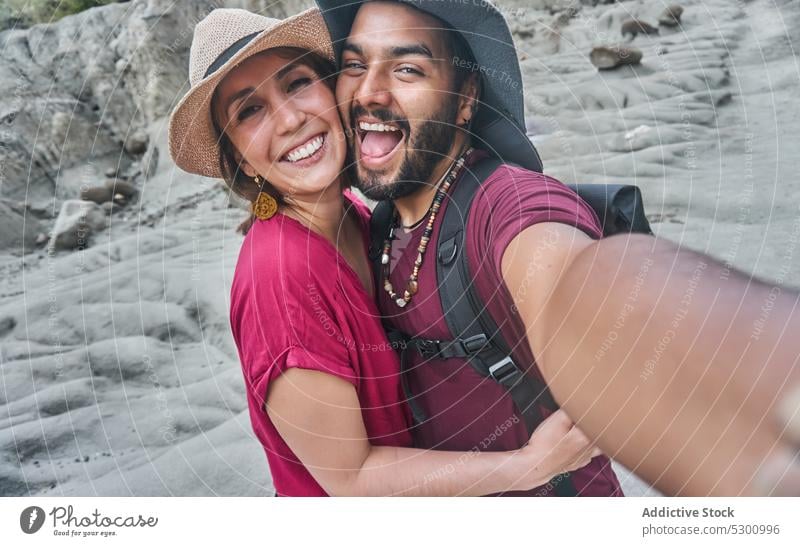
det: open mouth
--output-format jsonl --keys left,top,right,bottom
{"left": 357, "top": 120, "right": 404, "bottom": 168}
{"left": 280, "top": 132, "right": 327, "bottom": 167}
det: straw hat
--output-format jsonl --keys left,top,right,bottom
{"left": 168, "top": 8, "right": 334, "bottom": 178}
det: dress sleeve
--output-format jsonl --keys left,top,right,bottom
{"left": 230, "top": 236, "right": 357, "bottom": 410}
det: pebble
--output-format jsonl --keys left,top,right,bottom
{"left": 590, "top": 45, "right": 643, "bottom": 70}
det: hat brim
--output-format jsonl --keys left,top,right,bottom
{"left": 168, "top": 8, "right": 334, "bottom": 179}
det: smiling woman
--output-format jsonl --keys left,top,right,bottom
{"left": 167, "top": 7, "right": 602, "bottom": 497}
{"left": 209, "top": 46, "right": 344, "bottom": 207}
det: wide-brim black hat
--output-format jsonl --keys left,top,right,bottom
{"left": 315, "top": 0, "right": 543, "bottom": 172}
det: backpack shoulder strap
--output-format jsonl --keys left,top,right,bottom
{"left": 369, "top": 199, "right": 395, "bottom": 293}
{"left": 369, "top": 199, "right": 428, "bottom": 427}
{"left": 435, "top": 156, "right": 577, "bottom": 496}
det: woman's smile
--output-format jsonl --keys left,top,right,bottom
{"left": 279, "top": 131, "right": 328, "bottom": 167}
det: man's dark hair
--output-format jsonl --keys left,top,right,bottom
{"left": 443, "top": 25, "right": 479, "bottom": 96}
{"left": 433, "top": 17, "right": 481, "bottom": 135}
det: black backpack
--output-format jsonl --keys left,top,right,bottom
{"left": 368, "top": 157, "right": 653, "bottom": 495}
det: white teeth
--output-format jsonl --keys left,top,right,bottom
{"left": 358, "top": 121, "right": 400, "bottom": 132}
{"left": 285, "top": 135, "right": 324, "bottom": 162}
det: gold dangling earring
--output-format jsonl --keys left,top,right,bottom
{"left": 251, "top": 175, "right": 277, "bottom": 220}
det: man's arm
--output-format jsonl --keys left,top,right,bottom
{"left": 502, "top": 226, "right": 800, "bottom": 495}
{"left": 501, "top": 222, "right": 596, "bottom": 344}
{"left": 266, "top": 368, "right": 599, "bottom": 496}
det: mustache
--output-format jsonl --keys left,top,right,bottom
{"left": 349, "top": 105, "right": 411, "bottom": 137}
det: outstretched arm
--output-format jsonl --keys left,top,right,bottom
{"left": 503, "top": 225, "right": 800, "bottom": 495}
{"left": 265, "top": 368, "right": 599, "bottom": 496}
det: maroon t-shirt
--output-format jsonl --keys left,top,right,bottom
{"left": 377, "top": 150, "right": 623, "bottom": 496}
{"left": 230, "top": 191, "right": 413, "bottom": 497}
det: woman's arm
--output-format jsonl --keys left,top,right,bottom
{"left": 266, "top": 368, "right": 598, "bottom": 496}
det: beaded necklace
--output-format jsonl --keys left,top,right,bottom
{"left": 381, "top": 147, "right": 473, "bottom": 308}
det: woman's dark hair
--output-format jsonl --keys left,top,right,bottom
{"left": 210, "top": 47, "right": 338, "bottom": 205}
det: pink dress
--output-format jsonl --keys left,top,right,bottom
{"left": 230, "top": 191, "right": 413, "bottom": 496}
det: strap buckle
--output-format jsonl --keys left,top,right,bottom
{"left": 488, "top": 356, "right": 523, "bottom": 387}
{"left": 416, "top": 334, "right": 489, "bottom": 359}
{"left": 386, "top": 329, "right": 409, "bottom": 352}
{"left": 461, "top": 334, "right": 489, "bottom": 354}
{"left": 416, "top": 339, "right": 441, "bottom": 358}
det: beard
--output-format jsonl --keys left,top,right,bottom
{"left": 347, "top": 100, "right": 460, "bottom": 202}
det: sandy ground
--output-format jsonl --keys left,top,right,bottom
{"left": 1, "top": 0, "right": 799, "bottom": 497}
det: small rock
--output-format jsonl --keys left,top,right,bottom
{"left": 659, "top": 5, "right": 684, "bottom": 28}
{"left": 104, "top": 179, "right": 138, "bottom": 198}
{"left": 555, "top": 6, "right": 580, "bottom": 26}
{"left": 0, "top": 316, "right": 16, "bottom": 336}
{"left": 35, "top": 233, "right": 49, "bottom": 246}
{"left": 49, "top": 200, "right": 107, "bottom": 251}
{"left": 123, "top": 168, "right": 142, "bottom": 180}
{"left": 515, "top": 28, "right": 534, "bottom": 39}
{"left": 625, "top": 125, "right": 652, "bottom": 141}
{"left": 80, "top": 185, "right": 114, "bottom": 205}
{"left": 715, "top": 92, "right": 733, "bottom": 107}
{"left": 609, "top": 124, "right": 675, "bottom": 153}
{"left": 621, "top": 18, "right": 659, "bottom": 40}
{"left": 124, "top": 131, "right": 149, "bottom": 155}
{"left": 83, "top": 455, "right": 89, "bottom": 462}
{"left": 25, "top": 201, "right": 54, "bottom": 218}
{"left": 113, "top": 194, "right": 127, "bottom": 206}
{"left": 105, "top": 167, "right": 118, "bottom": 178}
{"left": 590, "top": 45, "right": 643, "bottom": 70}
